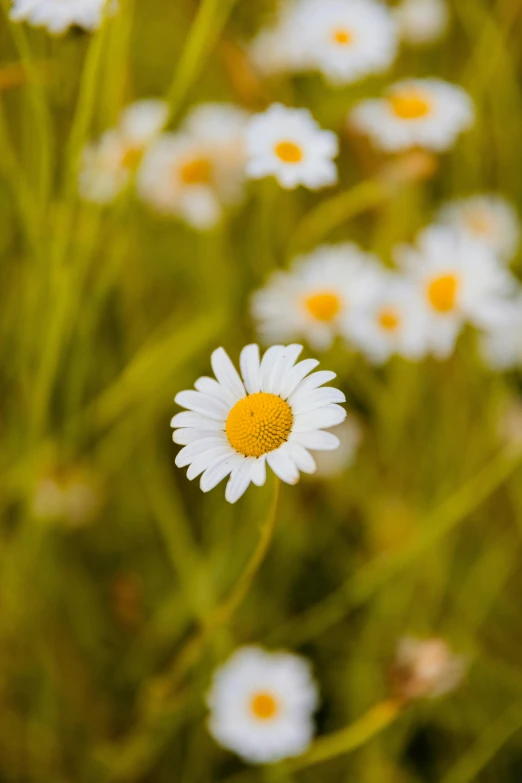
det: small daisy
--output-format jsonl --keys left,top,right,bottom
{"left": 291, "top": 0, "right": 398, "bottom": 86}
{"left": 397, "top": 226, "right": 515, "bottom": 358}
{"left": 311, "top": 417, "right": 362, "bottom": 478}
{"left": 437, "top": 194, "right": 520, "bottom": 263}
{"left": 245, "top": 104, "right": 338, "bottom": 190}
{"left": 252, "top": 244, "right": 379, "bottom": 351}
{"left": 80, "top": 99, "right": 168, "bottom": 204}
{"left": 391, "top": 637, "right": 467, "bottom": 701}
{"left": 351, "top": 78, "right": 474, "bottom": 152}
{"left": 394, "top": 0, "right": 449, "bottom": 47}
{"left": 10, "top": 0, "right": 111, "bottom": 33}
{"left": 348, "top": 272, "right": 428, "bottom": 364}
{"left": 480, "top": 296, "right": 522, "bottom": 370}
{"left": 171, "top": 345, "right": 346, "bottom": 503}
{"left": 207, "top": 646, "right": 319, "bottom": 763}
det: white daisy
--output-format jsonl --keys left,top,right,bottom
{"left": 394, "top": 0, "right": 449, "bottom": 47}
{"left": 437, "top": 194, "right": 520, "bottom": 263}
{"left": 311, "top": 417, "right": 362, "bottom": 478}
{"left": 290, "top": 0, "right": 398, "bottom": 86}
{"left": 348, "top": 272, "right": 428, "bottom": 364}
{"left": 248, "top": 2, "right": 311, "bottom": 77}
{"left": 10, "top": 0, "right": 111, "bottom": 33}
{"left": 245, "top": 104, "right": 338, "bottom": 190}
{"left": 391, "top": 637, "right": 467, "bottom": 701}
{"left": 80, "top": 99, "right": 168, "bottom": 204}
{"left": 171, "top": 345, "right": 346, "bottom": 503}
{"left": 207, "top": 646, "right": 319, "bottom": 763}
{"left": 397, "top": 225, "right": 515, "bottom": 358}
{"left": 351, "top": 78, "right": 474, "bottom": 152}
{"left": 251, "top": 244, "right": 380, "bottom": 351}
{"left": 480, "top": 295, "right": 522, "bottom": 370}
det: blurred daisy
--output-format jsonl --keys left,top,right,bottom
{"left": 32, "top": 470, "right": 101, "bottom": 527}
{"left": 252, "top": 244, "right": 379, "bottom": 351}
{"left": 80, "top": 99, "right": 168, "bottom": 204}
{"left": 349, "top": 273, "right": 428, "bottom": 364}
{"left": 171, "top": 345, "right": 346, "bottom": 503}
{"left": 207, "top": 646, "right": 319, "bottom": 763}
{"left": 391, "top": 637, "right": 467, "bottom": 701}
{"left": 245, "top": 104, "right": 338, "bottom": 190}
{"left": 351, "top": 78, "right": 474, "bottom": 152}
{"left": 248, "top": 2, "right": 311, "bottom": 76}
{"left": 397, "top": 226, "right": 515, "bottom": 358}
{"left": 292, "top": 0, "right": 398, "bottom": 86}
{"left": 480, "top": 295, "right": 522, "bottom": 370}
{"left": 138, "top": 103, "right": 248, "bottom": 229}
{"left": 437, "top": 194, "right": 520, "bottom": 263}
{"left": 311, "top": 417, "right": 362, "bottom": 478}
{"left": 10, "top": 0, "right": 111, "bottom": 33}
{"left": 394, "top": 0, "right": 449, "bottom": 47}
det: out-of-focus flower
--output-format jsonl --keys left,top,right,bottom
{"left": 349, "top": 273, "right": 428, "bottom": 364}
{"left": 397, "top": 226, "right": 514, "bottom": 358}
{"left": 311, "top": 417, "right": 362, "bottom": 477}
{"left": 9, "top": 0, "right": 112, "bottom": 33}
{"left": 391, "top": 637, "right": 467, "bottom": 701}
{"left": 437, "top": 195, "right": 520, "bottom": 264}
{"left": 289, "top": 0, "right": 398, "bottom": 86}
{"left": 248, "top": 2, "right": 311, "bottom": 77}
{"left": 394, "top": 0, "right": 449, "bottom": 47}
{"left": 497, "top": 397, "right": 522, "bottom": 446}
{"left": 138, "top": 103, "right": 249, "bottom": 229}
{"left": 245, "top": 104, "right": 338, "bottom": 190}
{"left": 207, "top": 646, "right": 319, "bottom": 763}
{"left": 351, "top": 78, "right": 474, "bottom": 152}
{"left": 480, "top": 295, "right": 522, "bottom": 370}
{"left": 32, "top": 470, "right": 101, "bottom": 527}
{"left": 80, "top": 99, "right": 168, "bottom": 204}
{"left": 251, "top": 244, "right": 379, "bottom": 351}
{"left": 171, "top": 345, "right": 346, "bottom": 503}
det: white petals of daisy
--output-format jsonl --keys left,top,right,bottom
{"left": 311, "top": 417, "right": 363, "bottom": 478}
{"left": 9, "top": 0, "right": 113, "bottom": 33}
{"left": 245, "top": 104, "right": 339, "bottom": 190}
{"left": 207, "top": 647, "right": 319, "bottom": 764}
{"left": 351, "top": 78, "right": 474, "bottom": 152}
{"left": 171, "top": 344, "right": 346, "bottom": 503}
{"left": 394, "top": 0, "right": 449, "bottom": 47}
{"left": 437, "top": 194, "right": 520, "bottom": 263}
{"left": 480, "top": 295, "right": 522, "bottom": 371}
{"left": 252, "top": 243, "right": 380, "bottom": 351}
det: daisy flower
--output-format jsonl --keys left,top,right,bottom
{"left": 207, "top": 646, "right": 319, "bottom": 763}
{"left": 245, "top": 104, "right": 338, "bottom": 190}
{"left": 397, "top": 225, "right": 515, "bottom": 358}
{"left": 394, "top": 0, "right": 449, "bottom": 47}
{"left": 138, "top": 103, "right": 249, "bottom": 229}
{"left": 480, "top": 296, "right": 522, "bottom": 370}
{"left": 311, "top": 417, "right": 362, "bottom": 478}
{"left": 291, "top": 0, "right": 398, "bottom": 86}
{"left": 391, "top": 637, "right": 467, "bottom": 701}
{"left": 351, "top": 78, "right": 474, "bottom": 152}
{"left": 248, "top": 2, "right": 311, "bottom": 77}
{"left": 10, "top": 0, "right": 111, "bottom": 33}
{"left": 348, "top": 272, "right": 428, "bottom": 364}
{"left": 251, "top": 244, "right": 380, "bottom": 351}
{"left": 171, "top": 345, "right": 346, "bottom": 503}
{"left": 437, "top": 194, "right": 520, "bottom": 263}
{"left": 80, "top": 99, "right": 168, "bottom": 204}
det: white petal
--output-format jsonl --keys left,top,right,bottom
{"left": 211, "top": 348, "right": 246, "bottom": 400}
{"left": 174, "top": 390, "right": 228, "bottom": 421}
{"left": 200, "top": 453, "right": 244, "bottom": 492}
{"left": 195, "top": 376, "right": 236, "bottom": 406}
{"left": 290, "top": 387, "right": 346, "bottom": 413}
{"left": 259, "top": 345, "right": 284, "bottom": 392}
{"left": 266, "top": 344, "right": 304, "bottom": 395}
{"left": 266, "top": 447, "right": 300, "bottom": 485}
{"left": 291, "top": 430, "right": 341, "bottom": 451}
{"left": 225, "top": 458, "right": 256, "bottom": 503}
{"left": 172, "top": 428, "right": 221, "bottom": 445}
{"left": 294, "top": 405, "right": 346, "bottom": 431}
{"left": 290, "top": 370, "right": 336, "bottom": 396}
{"left": 250, "top": 455, "right": 267, "bottom": 487}
{"left": 240, "top": 344, "right": 261, "bottom": 394}
{"left": 279, "top": 359, "right": 320, "bottom": 400}
{"left": 286, "top": 442, "right": 316, "bottom": 474}
{"left": 175, "top": 437, "right": 228, "bottom": 468}
{"left": 170, "top": 411, "right": 223, "bottom": 430}
{"left": 186, "top": 446, "right": 232, "bottom": 480}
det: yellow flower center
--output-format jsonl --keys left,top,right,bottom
{"left": 304, "top": 291, "right": 342, "bottom": 322}
{"left": 179, "top": 156, "right": 212, "bottom": 185}
{"left": 226, "top": 393, "right": 293, "bottom": 458}
{"left": 250, "top": 691, "right": 279, "bottom": 720}
{"left": 274, "top": 140, "right": 303, "bottom": 164}
{"left": 389, "top": 89, "right": 432, "bottom": 120}
{"left": 121, "top": 144, "right": 144, "bottom": 169}
{"left": 426, "top": 273, "right": 459, "bottom": 313}
{"left": 378, "top": 307, "right": 401, "bottom": 331}
{"left": 331, "top": 27, "right": 353, "bottom": 45}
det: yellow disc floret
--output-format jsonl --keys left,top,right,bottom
{"left": 426, "top": 273, "right": 459, "bottom": 313}
{"left": 226, "top": 393, "right": 293, "bottom": 457}
{"left": 332, "top": 27, "right": 353, "bottom": 45}
{"left": 250, "top": 691, "right": 279, "bottom": 721}
{"left": 389, "top": 89, "right": 432, "bottom": 120}
{"left": 305, "top": 291, "right": 341, "bottom": 322}
{"left": 274, "top": 140, "right": 303, "bottom": 164}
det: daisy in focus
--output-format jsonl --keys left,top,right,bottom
{"left": 10, "top": 0, "right": 111, "bottom": 33}
{"left": 80, "top": 99, "right": 168, "bottom": 204}
{"left": 207, "top": 646, "right": 319, "bottom": 763}
{"left": 171, "top": 345, "right": 346, "bottom": 503}
{"left": 290, "top": 0, "right": 398, "bottom": 86}
{"left": 245, "top": 104, "right": 338, "bottom": 190}
{"left": 397, "top": 226, "right": 515, "bottom": 358}
{"left": 351, "top": 78, "right": 474, "bottom": 152}
{"left": 138, "top": 103, "right": 249, "bottom": 229}
{"left": 251, "top": 244, "right": 380, "bottom": 351}
{"left": 391, "top": 637, "right": 467, "bottom": 701}
{"left": 394, "top": 0, "right": 449, "bottom": 47}
{"left": 437, "top": 194, "right": 520, "bottom": 263}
